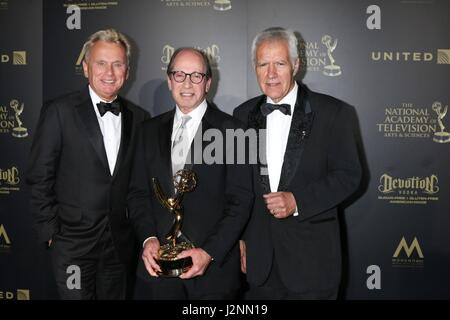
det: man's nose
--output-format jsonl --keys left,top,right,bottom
{"left": 182, "top": 75, "right": 194, "bottom": 87}
{"left": 105, "top": 63, "right": 114, "bottom": 75}
{"left": 267, "top": 63, "right": 277, "bottom": 78}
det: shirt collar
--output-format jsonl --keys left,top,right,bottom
{"left": 88, "top": 85, "right": 118, "bottom": 116}
{"left": 174, "top": 99, "right": 208, "bottom": 127}
{"left": 266, "top": 82, "right": 298, "bottom": 114}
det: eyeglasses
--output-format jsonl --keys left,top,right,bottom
{"left": 169, "top": 70, "right": 207, "bottom": 84}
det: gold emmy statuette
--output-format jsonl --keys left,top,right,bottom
{"left": 10, "top": 99, "right": 28, "bottom": 138}
{"left": 432, "top": 102, "right": 450, "bottom": 143}
{"left": 322, "top": 35, "right": 342, "bottom": 77}
{"left": 152, "top": 169, "right": 197, "bottom": 277}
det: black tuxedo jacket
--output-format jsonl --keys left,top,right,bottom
{"left": 128, "top": 103, "right": 253, "bottom": 295}
{"left": 233, "top": 83, "right": 362, "bottom": 294}
{"left": 27, "top": 87, "right": 150, "bottom": 268}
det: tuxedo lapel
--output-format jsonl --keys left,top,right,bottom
{"left": 112, "top": 98, "right": 133, "bottom": 179}
{"left": 75, "top": 90, "right": 110, "bottom": 174}
{"left": 247, "top": 96, "right": 271, "bottom": 195}
{"left": 159, "top": 110, "right": 176, "bottom": 196}
{"left": 278, "top": 83, "right": 314, "bottom": 191}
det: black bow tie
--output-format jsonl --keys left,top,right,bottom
{"left": 97, "top": 100, "right": 121, "bottom": 117}
{"left": 260, "top": 102, "right": 291, "bottom": 116}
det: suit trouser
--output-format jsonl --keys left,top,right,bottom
{"left": 50, "top": 226, "right": 127, "bottom": 300}
{"left": 245, "top": 256, "right": 338, "bottom": 300}
{"left": 133, "top": 269, "right": 237, "bottom": 300}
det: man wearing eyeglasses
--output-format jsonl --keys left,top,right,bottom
{"left": 27, "top": 29, "right": 150, "bottom": 299}
{"left": 128, "top": 47, "right": 253, "bottom": 299}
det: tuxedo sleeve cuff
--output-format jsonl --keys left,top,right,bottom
{"left": 143, "top": 236, "right": 157, "bottom": 248}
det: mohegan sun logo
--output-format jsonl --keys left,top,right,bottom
{"left": 392, "top": 236, "right": 424, "bottom": 268}
{"left": 0, "top": 224, "right": 12, "bottom": 253}
{"left": 75, "top": 46, "right": 85, "bottom": 75}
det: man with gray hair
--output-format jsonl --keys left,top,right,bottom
{"left": 27, "top": 29, "right": 150, "bottom": 299}
{"left": 234, "top": 27, "right": 362, "bottom": 299}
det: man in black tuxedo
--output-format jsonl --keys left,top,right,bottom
{"left": 234, "top": 27, "right": 362, "bottom": 299}
{"left": 128, "top": 47, "right": 253, "bottom": 299}
{"left": 27, "top": 29, "right": 150, "bottom": 299}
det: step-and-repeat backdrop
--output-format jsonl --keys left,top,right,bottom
{"left": 1, "top": 0, "right": 449, "bottom": 299}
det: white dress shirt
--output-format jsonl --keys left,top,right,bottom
{"left": 266, "top": 82, "right": 299, "bottom": 215}
{"left": 88, "top": 86, "right": 122, "bottom": 175}
{"left": 171, "top": 99, "right": 207, "bottom": 168}
{"left": 266, "top": 82, "right": 298, "bottom": 192}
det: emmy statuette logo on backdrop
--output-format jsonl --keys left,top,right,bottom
{"left": 432, "top": 101, "right": 450, "bottom": 143}
{"left": 10, "top": 99, "right": 28, "bottom": 138}
{"left": 321, "top": 35, "right": 341, "bottom": 77}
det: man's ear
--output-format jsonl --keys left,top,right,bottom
{"left": 82, "top": 60, "right": 89, "bottom": 78}
{"left": 167, "top": 75, "right": 172, "bottom": 91}
{"left": 205, "top": 77, "right": 212, "bottom": 94}
{"left": 293, "top": 58, "right": 300, "bottom": 76}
